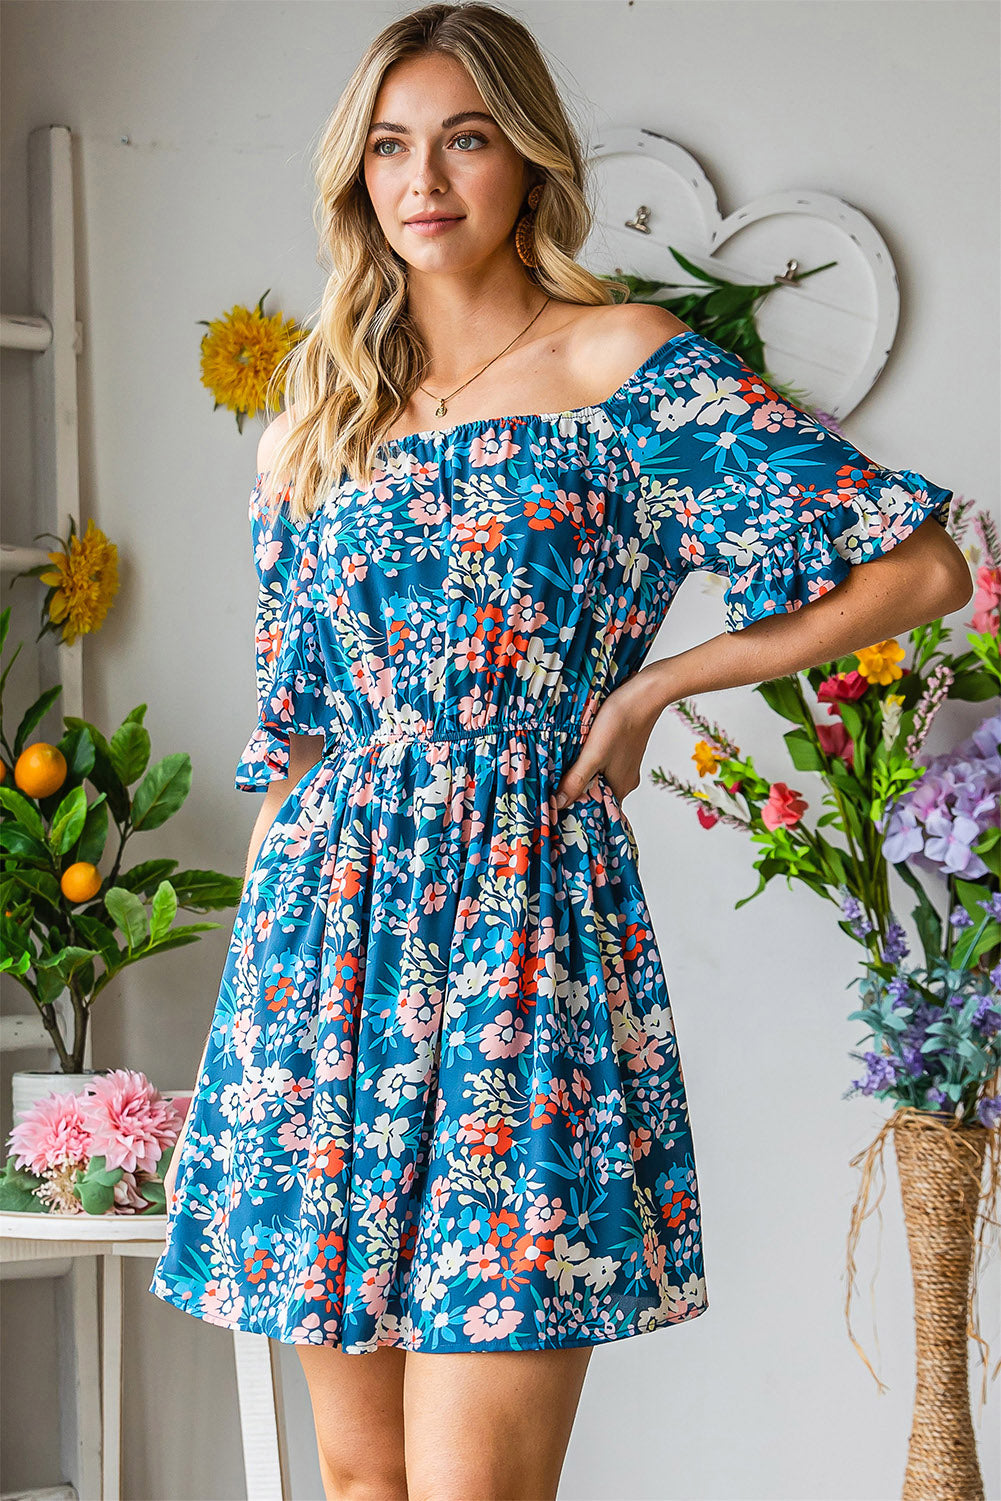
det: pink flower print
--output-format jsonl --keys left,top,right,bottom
{"left": 679, "top": 531, "right": 707, "bottom": 567}
{"left": 525, "top": 1196, "right": 567, "bottom": 1235}
{"left": 480, "top": 1009, "right": 532, "bottom": 1060}
{"left": 429, "top": 1174, "right": 453, "bottom": 1214}
{"left": 761, "top": 781, "right": 808, "bottom": 830}
{"left": 358, "top": 1264, "right": 392, "bottom": 1315}
{"left": 750, "top": 400, "right": 798, "bottom": 435}
{"left": 462, "top": 1290, "right": 524, "bottom": 1342}
{"left": 469, "top": 426, "right": 522, "bottom": 467}
{"left": 276, "top": 1112, "right": 310, "bottom": 1153}
{"left": 340, "top": 552, "right": 369, "bottom": 587}
{"left": 398, "top": 985, "right": 442, "bottom": 1043}
{"left": 466, "top": 1240, "right": 502, "bottom": 1281}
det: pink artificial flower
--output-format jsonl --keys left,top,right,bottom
{"left": 817, "top": 670, "right": 869, "bottom": 716}
{"left": 77, "top": 1069, "right": 181, "bottom": 1176}
{"left": 7, "top": 1091, "right": 92, "bottom": 1176}
{"left": 971, "top": 565, "right": 1000, "bottom": 635}
{"left": 816, "top": 719, "right": 855, "bottom": 770}
{"left": 761, "top": 781, "right": 808, "bottom": 830}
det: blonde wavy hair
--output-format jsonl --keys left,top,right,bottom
{"left": 261, "top": 0, "right": 629, "bottom": 525}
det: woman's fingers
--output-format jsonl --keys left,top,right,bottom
{"left": 555, "top": 763, "right": 601, "bottom": 809}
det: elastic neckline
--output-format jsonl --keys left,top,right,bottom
{"left": 380, "top": 328, "right": 699, "bottom": 451}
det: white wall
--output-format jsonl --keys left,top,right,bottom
{"left": 1, "top": 2, "right": 997, "bottom": 1498}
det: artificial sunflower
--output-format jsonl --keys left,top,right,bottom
{"left": 199, "top": 289, "right": 307, "bottom": 432}
{"left": 13, "top": 516, "right": 120, "bottom": 646}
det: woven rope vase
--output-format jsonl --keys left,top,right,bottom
{"left": 894, "top": 1113, "right": 988, "bottom": 1500}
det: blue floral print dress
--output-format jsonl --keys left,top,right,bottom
{"left": 149, "top": 328, "right": 953, "bottom": 1351}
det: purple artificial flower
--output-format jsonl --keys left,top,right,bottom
{"left": 925, "top": 1087, "right": 949, "bottom": 1109}
{"left": 851, "top": 1051, "right": 904, "bottom": 1095}
{"left": 881, "top": 918, "right": 909, "bottom": 964}
{"left": 888, "top": 976, "right": 912, "bottom": 1008}
{"left": 950, "top": 906, "right": 974, "bottom": 929}
{"left": 976, "top": 1096, "right": 1001, "bottom": 1129}
{"left": 881, "top": 712, "right": 1000, "bottom": 879}
{"left": 979, "top": 892, "right": 1001, "bottom": 922}
{"left": 972, "top": 998, "right": 1001, "bottom": 1038}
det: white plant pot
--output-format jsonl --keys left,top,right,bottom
{"left": 11, "top": 1069, "right": 105, "bottom": 1126}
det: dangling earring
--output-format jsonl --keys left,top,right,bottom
{"left": 515, "top": 183, "right": 544, "bottom": 268}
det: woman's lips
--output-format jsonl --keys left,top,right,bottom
{"left": 405, "top": 217, "right": 464, "bottom": 236}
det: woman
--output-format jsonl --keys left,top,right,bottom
{"left": 150, "top": 4, "right": 971, "bottom": 1497}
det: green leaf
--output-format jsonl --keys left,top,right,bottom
{"left": 109, "top": 719, "right": 151, "bottom": 786}
{"left": 0, "top": 786, "right": 47, "bottom": 841}
{"left": 0, "top": 823, "right": 50, "bottom": 861}
{"left": 48, "top": 784, "right": 89, "bottom": 856}
{"left": 73, "top": 914, "right": 123, "bottom": 972}
{"left": 75, "top": 796, "right": 109, "bottom": 866}
{"left": 35, "top": 945, "right": 101, "bottom": 981}
{"left": 12, "top": 683, "right": 64, "bottom": 759}
{"left": 892, "top": 860, "right": 943, "bottom": 968}
{"left": 104, "top": 886, "right": 150, "bottom": 951}
{"left": 0, "top": 1160, "right": 48, "bottom": 1212}
{"left": 783, "top": 728, "right": 827, "bottom": 771}
{"left": 149, "top": 880, "right": 178, "bottom": 945}
{"left": 137, "top": 1177, "right": 167, "bottom": 1214}
{"left": 166, "top": 869, "right": 244, "bottom": 910}
{"left": 73, "top": 1153, "right": 123, "bottom": 1214}
{"left": 63, "top": 716, "right": 130, "bottom": 823}
{"left": 755, "top": 677, "right": 806, "bottom": 725}
{"left": 131, "top": 754, "right": 192, "bottom": 832}
{"left": 116, "top": 858, "right": 179, "bottom": 895}
{"left": 8, "top": 866, "right": 62, "bottom": 914}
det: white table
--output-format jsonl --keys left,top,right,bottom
{"left": 0, "top": 1211, "right": 291, "bottom": 1500}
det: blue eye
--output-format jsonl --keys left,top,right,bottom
{"left": 369, "top": 132, "right": 487, "bottom": 157}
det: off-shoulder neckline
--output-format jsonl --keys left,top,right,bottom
{"left": 251, "top": 327, "right": 700, "bottom": 492}
{"left": 377, "top": 327, "right": 699, "bottom": 450}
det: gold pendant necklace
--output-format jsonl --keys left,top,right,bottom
{"left": 420, "top": 295, "right": 552, "bottom": 419}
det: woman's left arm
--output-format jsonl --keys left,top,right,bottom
{"left": 555, "top": 517, "right": 972, "bottom": 810}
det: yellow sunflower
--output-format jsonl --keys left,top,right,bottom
{"left": 32, "top": 516, "right": 119, "bottom": 645}
{"left": 199, "top": 289, "right": 307, "bottom": 432}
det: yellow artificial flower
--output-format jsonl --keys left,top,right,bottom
{"left": 884, "top": 693, "right": 906, "bottom": 709}
{"left": 693, "top": 739, "right": 720, "bottom": 776}
{"left": 854, "top": 639, "right": 905, "bottom": 686}
{"left": 37, "top": 517, "right": 119, "bottom": 645}
{"left": 199, "top": 289, "right": 307, "bottom": 433}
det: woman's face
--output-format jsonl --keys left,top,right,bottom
{"left": 363, "top": 52, "right": 534, "bottom": 275}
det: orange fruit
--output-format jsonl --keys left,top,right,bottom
{"left": 15, "top": 742, "right": 67, "bottom": 799}
{"left": 61, "top": 862, "right": 102, "bottom": 904}
{"left": 0, "top": 759, "right": 7, "bottom": 782}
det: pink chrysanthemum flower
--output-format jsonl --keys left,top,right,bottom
{"left": 7, "top": 1092, "right": 91, "bottom": 1176}
{"left": 77, "top": 1069, "right": 182, "bottom": 1175}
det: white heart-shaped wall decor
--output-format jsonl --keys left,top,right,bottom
{"left": 585, "top": 127, "right": 901, "bottom": 420}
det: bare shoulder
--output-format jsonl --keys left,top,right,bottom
{"left": 256, "top": 408, "right": 292, "bottom": 474}
{"left": 569, "top": 304, "right": 693, "bottom": 394}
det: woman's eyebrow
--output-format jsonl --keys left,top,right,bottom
{"left": 367, "top": 110, "right": 497, "bottom": 135}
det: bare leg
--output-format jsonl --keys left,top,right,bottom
{"left": 403, "top": 1345, "right": 593, "bottom": 1501}
{"left": 297, "top": 1344, "right": 409, "bottom": 1501}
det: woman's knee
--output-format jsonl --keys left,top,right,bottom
{"left": 297, "top": 1343, "right": 408, "bottom": 1501}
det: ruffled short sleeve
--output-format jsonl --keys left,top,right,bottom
{"left": 610, "top": 330, "right": 955, "bottom": 632}
{"left": 233, "top": 474, "right": 332, "bottom": 792}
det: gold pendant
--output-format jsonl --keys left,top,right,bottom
{"left": 435, "top": 398, "right": 447, "bottom": 417}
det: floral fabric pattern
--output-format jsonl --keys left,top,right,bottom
{"left": 150, "top": 329, "right": 953, "bottom": 1351}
